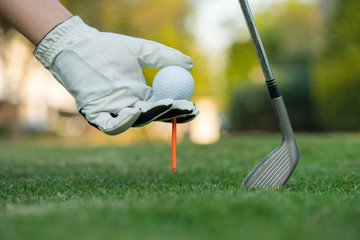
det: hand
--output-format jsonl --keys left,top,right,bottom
{"left": 34, "top": 16, "right": 199, "bottom": 135}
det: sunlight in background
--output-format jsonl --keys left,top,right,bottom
{"left": 0, "top": 59, "right": 5, "bottom": 101}
{"left": 189, "top": 0, "right": 299, "bottom": 54}
{"left": 1, "top": 34, "right": 77, "bottom": 133}
{"left": 190, "top": 98, "right": 221, "bottom": 144}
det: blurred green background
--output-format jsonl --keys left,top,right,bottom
{"left": 0, "top": 0, "right": 359, "bottom": 142}
{"left": 1, "top": 1, "right": 360, "bottom": 239}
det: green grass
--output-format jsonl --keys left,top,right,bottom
{"left": 0, "top": 134, "right": 359, "bottom": 240}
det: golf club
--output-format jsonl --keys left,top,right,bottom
{"left": 238, "top": 0, "right": 300, "bottom": 188}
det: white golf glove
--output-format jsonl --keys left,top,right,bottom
{"left": 34, "top": 16, "right": 199, "bottom": 135}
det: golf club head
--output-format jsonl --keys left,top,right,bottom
{"left": 243, "top": 97, "right": 299, "bottom": 189}
{"left": 238, "top": 0, "right": 299, "bottom": 189}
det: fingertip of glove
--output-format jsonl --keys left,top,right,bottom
{"left": 143, "top": 40, "right": 194, "bottom": 70}
{"left": 170, "top": 53, "right": 193, "bottom": 71}
{"left": 183, "top": 56, "right": 194, "bottom": 71}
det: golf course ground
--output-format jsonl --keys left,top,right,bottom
{"left": 1, "top": 133, "right": 359, "bottom": 240}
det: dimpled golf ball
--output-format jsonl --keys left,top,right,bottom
{"left": 152, "top": 66, "right": 194, "bottom": 101}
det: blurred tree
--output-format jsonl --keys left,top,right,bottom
{"left": 61, "top": 0, "right": 188, "bottom": 41}
{"left": 312, "top": 0, "right": 360, "bottom": 130}
{"left": 0, "top": 16, "right": 34, "bottom": 137}
{"left": 226, "top": 0, "right": 321, "bottom": 131}
{"left": 226, "top": 41, "right": 258, "bottom": 87}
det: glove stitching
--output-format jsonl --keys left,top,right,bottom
{"left": 34, "top": 16, "right": 90, "bottom": 68}
{"left": 97, "top": 35, "right": 147, "bottom": 91}
{"left": 52, "top": 50, "right": 114, "bottom": 109}
{"left": 125, "top": 37, "right": 147, "bottom": 85}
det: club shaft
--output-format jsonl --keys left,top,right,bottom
{"left": 238, "top": 0, "right": 294, "bottom": 140}
{"left": 238, "top": 0, "right": 274, "bottom": 81}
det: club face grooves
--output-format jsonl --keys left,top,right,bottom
{"left": 243, "top": 140, "right": 299, "bottom": 189}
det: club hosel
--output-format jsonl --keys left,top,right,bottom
{"left": 266, "top": 79, "right": 292, "bottom": 139}
{"left": 270, "top": 97, "right": 295, "bottom": 141}
{"left": 266, "top": 79, "right": 282, "bottom": 99}
{"left": 271, "top": 97, "right": 299, "bottom": 164}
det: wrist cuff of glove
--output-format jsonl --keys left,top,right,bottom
{"left": 33, "top": 16, "right": 95, "bottom": 68}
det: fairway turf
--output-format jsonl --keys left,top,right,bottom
{"left": 0, "top": 134, "right": 359, "bottom": 240}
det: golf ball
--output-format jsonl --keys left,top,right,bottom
{"left": 152, "top": 66, "right": 194, "bottom": 101}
